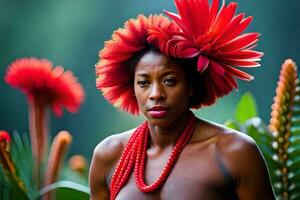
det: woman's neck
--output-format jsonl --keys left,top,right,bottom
{"left": 147, "top": 110, "right": 193, "bottom": 149}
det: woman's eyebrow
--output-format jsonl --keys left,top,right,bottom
{"left": 135, "top": 70, "right": 179, "bottom": 77}
{"left": 160, "top": 70, "right": 179, "bottom": 77}
{"left": 135, "top": 72, "right": 149, "bottom": 77}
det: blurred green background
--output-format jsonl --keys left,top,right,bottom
{"left": 1, "top": 0, "right": 300, "bottom": 161}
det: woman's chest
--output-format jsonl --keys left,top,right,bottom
{"left": 115, "top": 150, "right": 236, "bottom": 200}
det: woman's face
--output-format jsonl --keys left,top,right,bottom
{"left": 134, "top": 51, "right": 191, "bottom": 126}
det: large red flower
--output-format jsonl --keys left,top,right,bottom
{"left": 96, "top": 14, "right": 178, "bottom": 115}
{"left": 148, "top": 0, "right": 263, "bottom": 107}
{"left": 5, "top": 58, "right": 85, "bottom": 116}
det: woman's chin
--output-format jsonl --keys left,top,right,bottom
{"left": 145, "top": 115, "right": 174, "bottom": 127}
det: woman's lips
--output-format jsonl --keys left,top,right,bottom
{"left": 148, "top": 106, "right": 169, "bottom": 118}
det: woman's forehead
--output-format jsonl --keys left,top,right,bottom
{"left": 135, "top": 51, "right": 182, "bottom": 75}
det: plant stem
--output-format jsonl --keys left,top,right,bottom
{"left": 28, "top": 94, "right": 48, "bottom": 188}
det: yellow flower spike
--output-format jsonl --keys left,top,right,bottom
{"left": 269, "top": 59, "right": 298, "bottom": 199}
{"left": 68, "top": 154, "right": 88, "bottom": 175}
{"left": 43, "top": 130, "right": 72, "bottom": 200}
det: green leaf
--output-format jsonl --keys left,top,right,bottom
{"left": 60, "top": 167, "right": 88, "bottom": 186}
{"left": 291, "top": 116, "right": 300, "bottom": 127}
{"left": 0, "top": 168, "right": 11, "bottom": 199}
{"left": 39, "top": 180, "right": 90, "bottom": 200}
{"left": 288, "top": 144, "right": 300, "bottom": 158}
{"left": 289, "top": 170, "right": 300, "bottom": 184}
{"left": 290, "top": 135, "right": 300, "bottom": 145}
{"left": 0, "top": 169, "right": 30, "bottom": 200}
{"left": 290, "top": 183, "right": 300, "bottom": 199}
{"left": 55, "top": 187, "right": 89, "bottom": 200}
{"left": 10, "top": 132, "right": 37, "bottom": 199}
{"left": 235, "top": 92, "right": 258, "bottom": 123}
{"left": 224, "top": 119, "right": 240, "bottom": 131}
{"left": 287, "top": 157, "right": 300, "bottom": 171}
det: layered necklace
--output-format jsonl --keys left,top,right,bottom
{"left": 109, "top": 113, "right": 197, "bottom": 200}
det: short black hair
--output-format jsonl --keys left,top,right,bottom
{"left": 175, "top": 56, "right": 207, "bottom": 109}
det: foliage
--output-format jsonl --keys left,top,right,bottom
{"left": 225, "top": 59, "right": 300, "bottom": 199}
{"left": 39, "top": 181, "right": 89, "bottom": 200}
{"left": 0, "top": 131, "right": 90, "bottom": 200}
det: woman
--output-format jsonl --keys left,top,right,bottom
{"left": 90, "top": 0, "right": 276, "bottom": 199}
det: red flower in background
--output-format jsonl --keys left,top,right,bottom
{"left": 96, "top": 14, "right": 178, "bottom": 115}
{"left": 5, "top": 58, "right": 84, "bottom": 116}
{"left": 5, "top": 58, "right": 85, "bottom": 180}
{"left": 0, "top": 130, "right": 15, "bottom": 174}
{"left": 148, "top": 0, "right": 263, "bottom": 106}
{"left": 0, "top": 131, "right": 11, "bottom": 143}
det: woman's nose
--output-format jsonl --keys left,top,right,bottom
{"left": 149, "top": 83, "right": 165, "bottom": 101}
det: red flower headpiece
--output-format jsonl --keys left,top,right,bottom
{"left": 96, "top": 0, "right": 262, "bottom": 114}
{"left": 96, "top": 14, "right": 178, "bottom": 115}
{"left": 5, "top": 58, "right": 85, "bottom": 116}
{"left": 148, "top": 0, "right": 263, "bottom": 107}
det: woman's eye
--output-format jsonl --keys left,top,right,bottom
{"left": 164, "top": 78, "right": 177, "bottom": 86}
{"left": 137, "top": 80, "right": 149, "bottom": 87}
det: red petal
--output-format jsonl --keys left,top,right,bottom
{"left": 197, "top": 55, "right": 209, "bottom": 73}
{"left": 208, "top": 0, "right": 219, "bottom": 27}
{"left": 215, "top": 15, "right": 253, "bottom": 47}
{"left": 219, "top": 33, "right": 260, "bottom": 52}
{"left": 224, "top": 73, "right": 238, "bottom": 89}
{"left": 52, "top": 103, "right": 63, "bottom": 117}
{"left": 180, "top": 46, "right": 200, "bottom": 58}
{"left": 190, "top": 0, "right": 210, "bottom": 35}
{"left": 223, "top": 65, "right": 254, "bottom": 81}
{"left": 174, "top": 0, "right": 197, "bottom": 37}
{"left": 207, "top": 68, "right": 232, "bottom": 97}
{"left": 210, "top": 60, "right": 225, "bottom": 75}
{"left": 211, "top": 2, "right": 237, "bottom": 35}
{"left": 219, "top": 49, "right": 263, "bottom": 60}
{"left": 164, "top": 10, "right": 190, "bottom": 37}
{"left": 220, "top": 58, "right": 261, "bottom": 67}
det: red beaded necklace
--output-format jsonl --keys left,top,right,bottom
{"left": 109, "top": 113, "right": 197, "bottom": 200}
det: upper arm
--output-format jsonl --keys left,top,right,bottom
{"left": 217, "top": 132, "right": 276, "bottom": 200}
{"left": 89, "top": 134, "right": 128, "bottom": 200}
{"left": 89, "top": 143, "right": 111, "bottom": 200}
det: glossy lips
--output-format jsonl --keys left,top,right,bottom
{"left": 148, "top": 105, "right": 169, "bottom": 118}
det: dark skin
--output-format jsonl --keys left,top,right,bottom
{"left": 89, "top": 51, "right": 276, "bottom": 200}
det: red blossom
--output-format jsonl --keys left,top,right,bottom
{"left": 5, "top": 58, "right": 85, "bottom": 116}
{"left": 148, "top": 0, "right": 263, "bottom": 107}
{"left": 96, "top": 14, "right": 178, "bottom": 115}
{"left": 0, "top": 130, "right": 11, "bottom": 143}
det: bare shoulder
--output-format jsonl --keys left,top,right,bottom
{"left": 194, "top": 118, "right": 256, "bottom": 148}
{"left": 89, "top": 128, "right": 135, "bottom": 200}
{"left": 195, "top": 118, "right": 264, "bottom": 175}
{"left": 215, "top": 124, "right": 258, "bottom": 157}
{"left": 206, "top": 120, "right": 261, "bottom": 165}
{"left": 195, "top": 118, "right": 258, "bottom": 155}
{"left": 92, "top": 128, "right": 135, "bottom": 166}
{"left": 197, "top": 119, "right": 275, "bottom": 198}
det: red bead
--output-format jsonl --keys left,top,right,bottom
{"left": 110, "top": 114, "right": 196, "bottom": 200}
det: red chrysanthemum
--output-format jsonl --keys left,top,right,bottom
{"left": 5, "top": 58, "right": 85, "bottom": 116}
{"left": 0, "top": 130, "right": 11, "bottom": 143}
{"left": 148, "top": 0, "right": 263, "bottom": 107}
{"left": 96, "top": 14, "right": 179, "bottom": 115}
